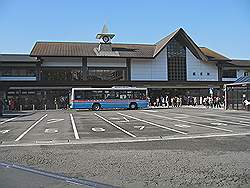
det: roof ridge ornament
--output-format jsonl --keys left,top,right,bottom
{"left": 96, "top": 24, "right": 115, "bottom": 44}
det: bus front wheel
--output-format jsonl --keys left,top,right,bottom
{"left": 92, "top": 103, "right": 101, "bottom": 111}
{"left": 129, "top": 102, "right": 137, "bottom": 110}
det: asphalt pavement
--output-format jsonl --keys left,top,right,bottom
{"left": 0, "top": 107, "right": 249, "bottom": 187}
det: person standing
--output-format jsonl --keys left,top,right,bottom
{"left": 0, "top": 98, "right": 3, "bottom": 117}
{"left": 193, "top": 97, "right": 197, "bottom": 107}
{"left": 165, "top": 95, "right": 169, "bottom": 108}
{"left": 176, "top": 97, "right": 180, "bottom": 107}
{"left": 156, "top": 97, "right": 160, "bottom": 107}
{"left": 161, "top": 96, "right": 165, "bottom": 107}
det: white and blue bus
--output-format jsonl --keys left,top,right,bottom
{"left": 70, "top": 87, "right": 149, "bottom": 110}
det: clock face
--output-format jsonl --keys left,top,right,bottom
{"left": 102, "top": 36, "right": 110, "bottom": 43}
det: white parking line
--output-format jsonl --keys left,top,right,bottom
{"left": 3, "top": 132, "right": 250, "bottom": 147}
{"left": 205, "top": 113, "right": 250, "bottom": 123}
{"left": 70, "top": 114, "right": 80, "bottom": 140}
{"left": 140, "top": 112, "right": 233, "bottom": 133}
{"left": 94, "top": 113, "right": 136, "bottom": 138}
{"left": 118, "top": 112, "right": 187, "bottom": 135}
{"left": 168, "top": 111, "right": 250, "bottom": 127}
{"left": 174, "top": 124, "right": 191, "bottom": 128}
{"left": 0, "top": 116, "right": 20, "bottom": 125}
{"left": 15, "top": 114, "right": 48, "bottom": 141}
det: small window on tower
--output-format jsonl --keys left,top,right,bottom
{"left": 207, "top": 73, "right": 210, "bottom": 76}
{"left": 193, "top": 72, "right": 196, "bottom": 76}
{"left": 200, "top": 72, "right": 203, "bottom": 76}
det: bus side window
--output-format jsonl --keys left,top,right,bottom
{"left": 119, "top": 91, "right": 127, "bottom": 100}
{"left": 133, "top": 90, "right": 146, "bottom": 100}
{"left": 104, "top": 90, "right": 113, "bottom": 99}
{"left": 126, "top": 91, "right": 133, "bottom": 99}
{"left": 74, "top": 90, "right": 85, "bottom": 100}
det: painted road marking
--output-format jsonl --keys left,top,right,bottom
{"left": 140, "top": 112, "right": 233, "bottom": 133}
{"left": 118, "top": 112, "right": 187, "bottom": 135}
{"left": 141, "top": 110, "right": 158, "bottom": 113}
{"left": 0, "top": 116, "right": 19, "bottom": 125}
{"left": 47, "top": 119, "right": 64, "bottom": 124}
{"left": 94, "top": 113, "right": 136, "bottom": 138}
{"left": 0, "top": 130, "right": 10, "bottom": 134}
{"left": 44, "top": 129, "right": 58, "bottom": 133}
{"left": 174, "top": 124, "right": 191, "bottom": 128}
{"left": 211, "top": 122, "right": 227, "bottom": 126}
{"left": 2, "top": 132, "right": 250, "bottom": 147}
{"left": 70, "top": 114, "right": 80, "bottom": 140}
{"left": 134, "top": 126, "right": 145, "bottom": 130}
{"left": 204, "top": 113, "right": 250, "bottom": 124}
{"left": 118, "top": 116, "right": 129, "bottom": 123}
{"left": 15, "top": 114, "right": 48, "bottom": 141}
{"left": 168, "top": 111, "right": 250, "bottom": 127}
{"left": 91, "top": 127, "right": 106, "bottom": 132}
{"left": 173, "top": 116, "right": 188, "bottom": 119}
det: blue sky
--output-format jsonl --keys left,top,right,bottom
{"left": 0, "top": 0, "right": 250, "bottom": 59}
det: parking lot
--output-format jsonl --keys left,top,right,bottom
{"left": 1, "top": 107, "right": 250, "bottom": 146}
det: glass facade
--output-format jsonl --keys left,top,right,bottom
{"left": 0, "top": 67, "right": 36, "bottom": 77}
{"left": 167, "top": 39, "right": 187, "bottom": 81}
{"left": 222, "top": 70, "right": 237, "bottom": 78}
{"left": 42, "top": 68, "right": 82, "bottom": 81}
{"left": 226, "top": 85, "right": 250, "bottom": 110}
{"left": 87, "top": 68, "right": 127, "bottom": 81}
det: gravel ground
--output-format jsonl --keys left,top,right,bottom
{"left": 0, "top": 136, "right": 250, "bottom": 188}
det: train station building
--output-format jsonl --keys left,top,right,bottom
{"left": 1, "top": 27, "right": 250, "bottom": 110}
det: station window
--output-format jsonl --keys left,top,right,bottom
{"left": 167, "top": 38, "right": 186, "bottom": 81}
{"left": 87, "top": 68, "right": 127, "bottom": 81}
{"left": 222, "top": 70, "right": 237, "bottom": 78}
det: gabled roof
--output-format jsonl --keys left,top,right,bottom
{"left": 30, "top": 28, "right": 232, "bottom": 62}
{"left": 199, "top": 47, "right": 230, "bottom": 60}
{"left": 0, "top": 54, "right": 38, "bottom": 62}
{"left": 154, "top": 28, "right": 207, "bottom": 61}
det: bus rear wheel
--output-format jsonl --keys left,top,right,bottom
{"left": 92, "top": 103, "right": 101, "bottom": 111}
{"left": 129, "top": 102, "right": 137, "bottom": 110}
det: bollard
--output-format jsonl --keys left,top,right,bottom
{"left": 32, "top": 104, "right": 35, "bottom": 111}
{"left": 20, "top": 105, "right": 22, "bottom": 111}
{"left": 44, "top": 104, "right": 47, "bottom": 111}
{"left": 55, "top": 104, "right": 58, "bottom": 110}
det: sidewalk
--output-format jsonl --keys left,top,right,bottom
{"left": 149, "top": 105, "right": 225, "bottom": 110}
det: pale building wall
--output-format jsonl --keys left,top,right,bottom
{"left": 131, "top": 47, "right": 168, "bottom": 80}
{"left": 186, "top": 48, "right": 218, "bottom": 81}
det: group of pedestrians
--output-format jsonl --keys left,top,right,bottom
{"left": 203, "top": 96, "right": 223, "bottom": 108}
{"left": 150, "top": 95, "right": 224, "bottom": 109}
{"left": 151, "top": 95, "right": 183, "bottom": 108}
{"left": 187, "top": 96, "right": 198, "bottom": 106}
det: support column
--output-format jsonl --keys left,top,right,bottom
{"left": 82, "top": 57, "right": 87, "bottom": 80}
{"left": 36, "top": 58, "right": 42, "bottom": 81}
{"left": 126, "top": 58, "right": 131, "bottom": 81}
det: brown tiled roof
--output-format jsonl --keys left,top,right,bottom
{"left": 30, "top": 42, "right": 155, "bottom": 58}
{"left": 199, "top": 47, "right": 230, "bottom": 60}
{"left": 228, "top": 60, "right": 250, "bottom": 66}
{"left": 30, "top": 28, "right": 218, "bottom": 62}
